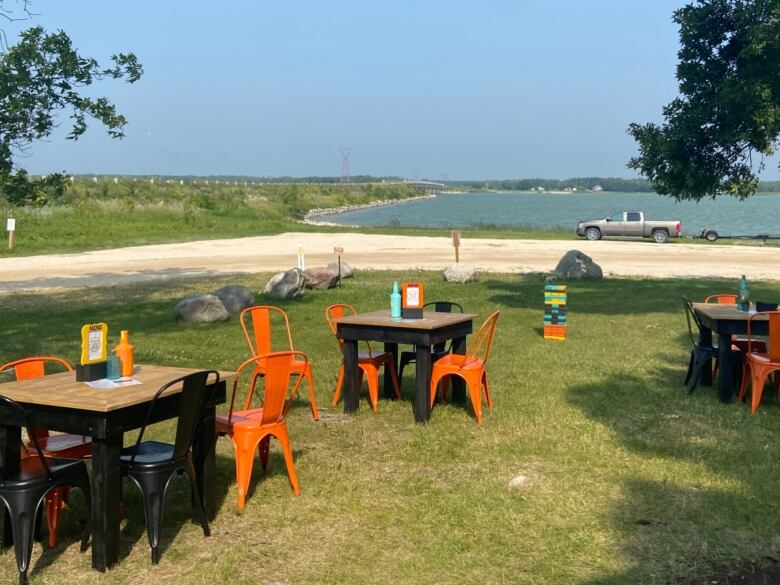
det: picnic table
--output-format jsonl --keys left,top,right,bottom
{"left": 0, "top": 364, "right": 232, "bottom": 571}
{"left": 335, "top": 310, "right": 475, "bottom": 422}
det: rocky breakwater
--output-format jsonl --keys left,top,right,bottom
{"left": 302, "top": 194, "right": 437, "bottom": 226}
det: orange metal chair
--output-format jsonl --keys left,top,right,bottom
{"left": 0, "top": 357, "right": 91, "bottom": 548}
{"left": 704, "top": 294, "right": 767, "bottom": 358}
{"left": 216, "top": 351, "right": 305, "bottom": 509}
{"left": 324, "top": 304, "right": 401, "bottom": 412}
{"left": 240, "top": 305, "right": 318, "bottom": 421}
{"left": 738, "top": 311, "right": 780, "bottom": 414}
{"left": 705, "top": 294, "right": 738, "bottom": 304}
{"left": 429, "top": 311, "right": 500, "bottom": 424}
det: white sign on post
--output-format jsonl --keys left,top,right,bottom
{"left": 6, "top": 218, "right": 15, "bottom": 232}
{"left": 297, "top": 244, "right": 305, "bottom": 271}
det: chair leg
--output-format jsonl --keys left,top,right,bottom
{"left": 683, "top": 350, "right": 694, "bottom": 386}
{"left": 482, "top": 371, "right": 493, "bottom": 410}
{"left": 430, "top": 371, "right": 445, "bottom": 408}
{"left": 4, "top": 493, "right": 43, "bottom": 585}
{"left": 398, "top": 352, "right": 413, "bottom": 381}
{"left": 332, "top": 364, "right": 344, "bottom": 406}
{"left": 738, "top": 362, "right": 751, "bottom": 403}
{"left": 130, "top": 471, "right": 172, "bottom": 564}
{"left": 386, "top": 358, "right": 402, "bottom": 400}
{"left": 466, "top": 375, "right": 483, "bottom": 424}
{"left": 304, "top": 364, "right": 319, "bottom": 421}
{"left": 750, "top": 369, "right": 770, "bottom": 415}
{"left": 365, "top": 368, "right": 380, "bottom": 412}
{"left": 687, "top": 348, "right": 713, "bottom": 394}
{"left": 45, "top": 487, "right": 66, "bottom": 548}
{"left": 73, "top": 472, "right": 92, "bottom": 553}
{"left": 275, "top": 426, "right": 300, "bottom": 496}
{"left": 232, "top": 433, "right": 261, "bottom": 510}
{"left": 184, "top": 459, "right": 210, "bottom": 538}
{"left": 259, "top": 436, "right": 271, "bottom": 473}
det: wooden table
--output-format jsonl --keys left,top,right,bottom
{"left": 693, "top": 303, "right": 768, "bottom": 402}
{"left": 336, "top": 310, "right": 475, "bottom": 422}
{"left": 0, "top": 364, "right": 233, "bottom": 571}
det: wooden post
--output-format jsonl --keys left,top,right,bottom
{"left": 451, "top": 230, "right": 461, "bottom": 263}
{"left": 334, "top": 246, "right": 344, "bottom": 285}
{"left": 6, "top": 218, "right": 15, "bottom": 251}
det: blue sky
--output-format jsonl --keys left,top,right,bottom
{"left": 8, "top": 0, "right": 776, "bottom": 180}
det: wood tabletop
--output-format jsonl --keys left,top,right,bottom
{"left": 336, "top": 310, "right": 476, "bottom": 330}
{"left": 693, "top": 303, "right": 768, "bottom": 321}
{"left": 0, "top": 364, "right": 236, "bottom": 413}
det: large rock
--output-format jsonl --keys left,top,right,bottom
{"left": 327, "top": 260, "right": 353, "bottom": 278}
{"left": 554, "top": 250, "right": 603, "bottom": 279}
{"left": 212, "top": 285, "right": 255, "bottom": 314}
{"left": 443, "top": 263, "right": 480, "bottom": 283}
{"left": 304, "top": 266, "right": 340, "bottom": 290}
{"left": 263, "top": 268, "right": 306, "bottom": 299}
{"left": 174, "top": 294, "right": 229, "bottom": 323}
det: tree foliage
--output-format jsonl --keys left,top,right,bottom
{"left": 0, "top": 2, "right": 142, "bottom": 202}
{"left": 628, "top": 0, "right": 780, "bottom": 200}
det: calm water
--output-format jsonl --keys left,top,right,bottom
{"left": 324, "top": 192, "right": 780, "bottom": 235}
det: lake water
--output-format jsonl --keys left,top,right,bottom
{"left": 322, "top": 191, "right": 780, "bottom": 236}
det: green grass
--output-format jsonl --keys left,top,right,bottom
{"left": 2, "top": 272, "right": 780, "bottom": 584}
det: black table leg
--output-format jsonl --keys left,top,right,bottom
{"left": 343, "top": 340, "right": 359, "bottom": 413}
{"left": 699, "top": 327, "right": 713, "bottom": 386}
{"left": 91, "top": 434, "right": 122, "bottom": 571}
{"left": 193, "top": 387, "right": 219, "bottom": 520}
{"left": 717, "top": 332, "right": 736, "bottom": 402}
{"left": 383, "top": 342, "right": 398, "bottom": 399}
{"left": 450, "top": 336, "right": 467, "bottom": 404}
{"left": 0, "top": 424, "right": 20, "bottom": 548}
{"left": 414, "top": 345, "right": 432, "bottom": 423}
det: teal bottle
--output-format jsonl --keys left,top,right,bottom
{"left": 738, "top": 274, "right": 749, "bottom": 311}
{"left": 390, "top": 281, "right": 402, "bottom": 318}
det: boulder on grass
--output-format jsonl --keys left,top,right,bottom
{"left": 304, "top": 266, "right": 340, "bottom": 290}
{"left": 263, "top": 268, "right": 306, "bottom": 299}
{"left": 554, "top": 250, "right": 603, "bottom": 279}
{"left": 443, "top": 263, "right": 480, "bottom": 283}
{"left": 212, "top": 285, "right": 255, "bottom": 314}
{"left": 327, "top": 260, "right": 353, "bottom": 278}
{"left": 174, "top": 294, "right": 229, "bottom": 323}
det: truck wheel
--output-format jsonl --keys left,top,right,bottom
{"left": 652, "top": 229, "right": 669, "bottom": 244}
{"left": 585, "top": 227, "right": 601, "bottom": 241}
{"left": 704, "top": 230, "right": 719, "bottom": 242}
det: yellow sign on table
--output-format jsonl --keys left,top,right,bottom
{"left": 80, "top": 323, "right": 108, "bottom": 365}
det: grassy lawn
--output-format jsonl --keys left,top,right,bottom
{"left": 1, "top": 272, "right": 780, "bottom": 584}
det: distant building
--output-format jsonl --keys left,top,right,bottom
{"left": 592, "top": 185, "right": 604, "bottom": 192}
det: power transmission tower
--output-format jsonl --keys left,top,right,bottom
{"left": 340, "top": 148, "right": 352, "bottom": 183}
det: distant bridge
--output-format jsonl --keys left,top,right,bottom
{"left": 403, "top": 180, "right": 445, "bottom": 195}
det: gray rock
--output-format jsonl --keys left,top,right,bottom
{"left": 304, "top": 266, "right": 340, "bottom": 290}
{"left": 554, "top": 250, "right": 603, "bottom": 279}
{"left": 327, "top": 260, "right": 353, "bottom": 278}
{"left": 263, "top": 268, "right": 306, "bottom": 299}
{"left": 174, "top": 294, "right": 229, "bottom": 323}
{"left": 443, "top": 263, "right": 480, "bottom": 283}
{"left": 212, "top": 285, "right": 255, "bottom": 314}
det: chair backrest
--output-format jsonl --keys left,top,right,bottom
{"left": 240, "top": 306, "right": 294, "bottom": 357}
{"left": 0, "top": 394, "right": 53, "bottom": 479}
{"left": 0, "top": 357, "right": 73, "bottom": 441}
{"left": 682, "top": 295, "right": 703, "bottom": 345}
{"left": 226, "top": 352, "right": 307, "bottom": 425}
{"left": 129, "top": 370, "right": 220, "bottom": 467}
{"left": 0, "top": 356, "right": 73, "bottom": 381}
{"left": 424, "top": 301, "right": 463, "bottom": 353}
{"left": 747, "top": 311, "right": 780, "bottom": 362}
{"left": 705, "top": 294, "right": 737, "bottom": 304}
{"left": 466, "top": 311, "right": 500, "bottom": 364}
{"left": 324, "top": 304, "right": 375, "bottom": 357}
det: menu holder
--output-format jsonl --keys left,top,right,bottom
{"left": 401, "top": 282, "right": 424, "bottom": 319}
{"left": 76, "top": 322, "right": 109, "bottom": 382}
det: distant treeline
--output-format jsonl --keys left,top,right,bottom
{"left": 447, "top": 177, "right": 780, "bottom": 193}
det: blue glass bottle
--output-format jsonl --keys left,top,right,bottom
{"left": 738, "top": 274, "right": 749, "bottom": 311}
{"left": 390, "top": 281, "right": 402, "bottom": 318}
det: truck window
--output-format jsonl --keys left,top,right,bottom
{"left": 626, "top": 212, "right": 641, "bottom": 222}
{"left": 609, "top": 212, "right": 624, "bottom": 221}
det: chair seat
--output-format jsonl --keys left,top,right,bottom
{"left": 433, "top": 354, "right": 485, "bottom": 371}
{"left": 216, "top": 408, "right": 266, "bottom": 430}
{"left": 745, "top": 353, "right": 780, "bottom": 366}
{"left": 358, "top": 351, "right": 391, "bottom": 364}
{"left": 121, "top": 441, "right": 175, "bottom": 465}
{"left": 0, "top": 457, "right": 86, "bottom": 489}
{"left": 731, "top": 338, "right": 767, "bottom": 353}
{"left": 30, "top": 434, "right": 91, "bottom": 459}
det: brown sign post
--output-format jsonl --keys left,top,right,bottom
{"left": 451, "top": 230, "right": 461, "bottom": 263}
{"left": 334, "top": 246, "right": 344, "bottom": 285}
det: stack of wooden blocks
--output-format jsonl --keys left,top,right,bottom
{"left": 544, "top": 284, "right": 568, "bottom": 340}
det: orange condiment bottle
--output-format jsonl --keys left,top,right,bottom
{"left": 114, "top": 330, "right": 135, "bottom": 377}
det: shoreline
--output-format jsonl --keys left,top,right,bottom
{"left": 301, "top": 193, "right": 436, "bottom": 226}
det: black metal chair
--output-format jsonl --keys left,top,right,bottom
{"left": 682, "top": 296, "right": 720, "bottom": 394}
{"left": 0, "top": 395, "right": 91, "bottom": 585}
{"left": 398, "top": 301, "right": 464, "bottom": 380}
{"left": 120, "top": 370, "right": 219, "bottom": 564}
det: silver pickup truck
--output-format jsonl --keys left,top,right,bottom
{"left": 576, "top": 211, "right": 682, "bottom": 243}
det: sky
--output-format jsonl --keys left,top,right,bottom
{"left": 5, "top": 0, "right": 778, "bottom": 180}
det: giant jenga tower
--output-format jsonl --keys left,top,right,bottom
{"left": 543, "top": 284, "right": 568, "bottom": 340}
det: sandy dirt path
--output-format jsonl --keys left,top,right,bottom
{"left": 0, "top": 232, "right": 777, "bottom": 293}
